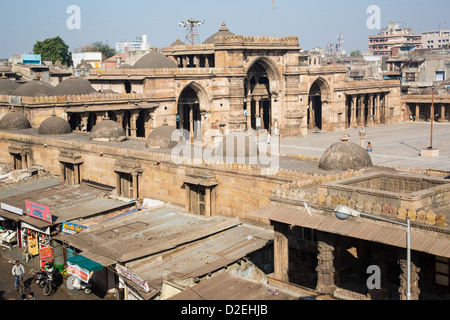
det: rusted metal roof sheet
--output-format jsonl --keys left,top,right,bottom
{"left": 124, "top": 223, "right": 273, "bottom": 290}
{"left": 0, "top": 178, "right": 126, "bottom": 228}
{"left": 250, "top": 206, "right": 450, "bottom": 258}
{"left": 169, "top": 273, "right": 299, "bottom": 300}
{"left": 63, "top": 205, "right": 243, "bottom": 265}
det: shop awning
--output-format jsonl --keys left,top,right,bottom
{"left": 67, "top": 255, "right": 104, "bottom": 272}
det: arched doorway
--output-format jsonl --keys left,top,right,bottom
{"left": 245, "top": 60, "right": 274, "bottom": 132}
{"left": 69, "top": 113, "right": 81, "bottom": 131}
{"left": 87, "top": 113, "right": 97, "bottom": 132}
{"left": 136, "top": 110, "right": 146, "bottom": 138}
{"left": 124, "top": 80, "right": 132, "bottom": 94}
{"left": 177, "top": 85, "right": 203, "bottom": 142}
{"left": 308, "top": 81, "right": 324, "bottom": 130}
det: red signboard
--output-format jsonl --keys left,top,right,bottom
{"left": 25, "top": 200, "right": 52, "bottom": 223}
{"left": 40, "top": 245, "right": 54, "bottom": 269}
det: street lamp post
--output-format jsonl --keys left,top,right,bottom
{"left": 334, "top": 205, "right": 412, "bottom": 300}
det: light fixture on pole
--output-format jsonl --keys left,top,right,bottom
{"left": 334, "top": 205, "right": 412, "bottom": 300}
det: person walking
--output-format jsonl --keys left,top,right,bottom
{"left": 12, "top": 260, "right": 25, "bottom": 289}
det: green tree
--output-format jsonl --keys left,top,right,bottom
{"left": 350, "top": 50, "right": 362, "bottom": 57}
{"left": 33, "top": 36, "right": 71, "bottom": 66}
{"left": 81, "top": 41, "right": 116, "bottom": 60}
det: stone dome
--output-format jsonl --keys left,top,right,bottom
{"left": 38, "top": 113, "right": 72, "bottom": 135}
{"left": 0, "top": 111, "right": 31, "bottom": 130}
{"left": 214, "top": 132, "right": 259, "bottom": 159}
{"left": 132, "top": 51, "right": 178, "bottom": 69}
{"left": 170, "top": 39, "right": 185, "bottom": 47}
{"left": 49, "top": 77, "right": 97, "bottom": 96}
{"left": 12, "top": 80, "right": 53, "bottom": 97}
{"left": 118, "top": 63, "right": 133, "bottom": 69}
{"left": 319, "top": 138, "right": 373, "bottom": 171}
{"left": 146, "top": 125, "right": 179, "bottom": 149}
{"left": 0, "top": 78, "right": 20, "bottom": 95}
{"left": 90, "top": 118, "right": 127, "bottom": 142}
{"left": 203, "top": 22, "right": 234, "bottom": 44}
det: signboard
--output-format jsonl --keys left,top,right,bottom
{"left": 1, "top": 203, "right": 23, "bottom": 216}
{"left": 28, "top": 234, "right": 39, "bottom": 256}
{"left": 40, "top": 245, "right": 54, "bottom": 269}
{"left": 25, "top": 200, "right": 52, "bottom": 223}
{"left": 62, "top": 221, "right": 88, "bottom": 234}
{"left": 67, "top": 262, "right": 90, "bottom": 283}
{"left": 116, "top": 263, "right": 151, "bottom": 293}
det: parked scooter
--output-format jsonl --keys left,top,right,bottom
{"left": 67, "top": 275, "right": 93, "bottom": 294}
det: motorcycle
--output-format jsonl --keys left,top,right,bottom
{"left": 67, "top": 275, "right": 93, "bottom": 294}
{"left": 34, "top": 269, "right": 48, "bottom": 288}
{"left": 38, "top": 262, "right": 61, "bottom": 296}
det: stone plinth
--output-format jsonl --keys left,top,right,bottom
{"left": 421, "top": 148, "right": 439, "bottom": 158}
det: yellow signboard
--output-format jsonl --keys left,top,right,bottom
{"left": 28, "top": 234, "right": 39, "bottom": 256}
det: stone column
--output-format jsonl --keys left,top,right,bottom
{"left": 185, "top": 184, "right": 191, "bottom": 213}
{"left": 246, "top": 99, "right": 252, "bottom": 131}
{"left": 273, "top": 222, "right": 289, "bottom": 282}
{"left": 20, "top": 153, "right": 27, "bottom": 170}
{"left": 132, "top": 172, "right": 138, "bottom": 199}
{"left": 189, "top": 104, "right": 194, "bottom": 143}
{"left": 439, "top": 104, "right": 447, "bottom": 122}
{"left": 260, "top": 100, "right": 265, "bottom": 130}
{"left": 350, "top": 96, "right": 357, "bottom": 128}
{"left": 254, "top": 97, "right": 261, "bottom": 129}
{"left": 74, "top": 164, "right": 80, "bottom": 185}
{"left": 205, "top": 188, "right": 211, "bottom": 217}
{"left": 308, "top": 100, "right": 315, "bottom": 130}
{"left": 316, "top": 232, "right": 336, "bottom": 295}
{"left": 368, "top": 94, "right": 374, "bottom": 126}
{"left": 205, "top": 56, "right": 210, "bottom": 68}
{"left": 374, "top": 94, "right": 381, "bottom": 125}
{"left": 357, "top": 95, "right": 364, "bottom": 127}
{"left": 116, "top": 173, "right": 121, "bottom": 197}
{"left": 130, "top": 112, "right": 139, "bottom": 138}
{"left": 398, "top": 253, "right": 421, "bottom": 300}
{"left": 415, "top": 104, "right": 420, "bottom": 121}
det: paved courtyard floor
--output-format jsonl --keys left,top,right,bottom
{"left": 277, "top": 122, "right": 450, "bottom": 172}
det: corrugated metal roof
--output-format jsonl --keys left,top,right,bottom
{"left": 0, "top": 178, "right": 128, "bottom": 228}
{"left": 124, "top": 223, "right": 273, "bottom": 290}
{"left": 250, "top": 206, "right": 450, "bottom": 258}
{"left": 169, "top": 273, "right": 299, "bottom": 300}
{"left": 63, "top": 205, "right": 244, "bottom": 264}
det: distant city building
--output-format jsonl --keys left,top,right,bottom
{"left": 116, "top": 35, "right": 150, "bottom": 53}
{"left": 11, "top": 54, "right": 42, "bottom": 65}
{"left": 421, "top": 30, "right": 450, "bottom": 49}
{"left": 72, "top": 52, "right": 103, "bottom": 69}
{"left": 369, "top": 22, "right": 422, "bottom": 56}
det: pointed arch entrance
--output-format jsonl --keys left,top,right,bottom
{"left": 177, "top": 84, "right": 206, "bottom": 142}
{"left": 308, "top": 78, "right": 330, "bottom": 131}
{"left": 245, "top": 58, "right": 279, "bottom": 132}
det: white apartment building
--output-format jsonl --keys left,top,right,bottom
{"left": 422, "top": 30, "right": 450, "bottom": 49}
{"left": 116, "top": 35, "right": 150, "bottom": 53}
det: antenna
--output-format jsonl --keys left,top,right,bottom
{"left": 179, "top": 18, "right": 204, "bottom": 45}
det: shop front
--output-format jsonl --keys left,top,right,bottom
{"left": 0, "top": 203, "right": 23, "bottom": 248}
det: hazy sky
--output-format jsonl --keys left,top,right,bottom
{"left": 1, "top": 0, "right": 449, "bottom": 58}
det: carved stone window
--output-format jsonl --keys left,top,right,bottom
{"left": 114, "top": 159, "right": 142, "bottom": 200}
{"left": 58, "top": 151, "right": 83, "bottom": 186}
{"left": 9, "top": 145, "right": 31, "bottom": 170}
{"left": 183, "top": 169, "right": 218, "bottom": 217}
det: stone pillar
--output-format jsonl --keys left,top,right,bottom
{"left": 273, "top": 222, "right": 289, "bottom": 282}
{"left": 132, "top": 172, "right": 138, "bottom": 199}
{"left": 81, "top": 114, "right": 88, "bottom": 132}
{"left": 398, "top": 253, "right": 421, "bottom": 300}
{"left": 367, "top": 243, "right": 390, "bottom": 300}
{"left": 246, "top": 99, "right": 252, "bottom": 130}
{"left": 350, "top": 96, "right": 357, "bottom": 128}
{"left": 316, "top": 232, "right": 336, "bottom": 295}
{"left": 357, "top": 95, "right": 364, "bottom": 127}
{"left": 182, "top": 57, "right": 187, "bottom": 68}
{"left": 189, "top": 104, "right": 194, "bottom": 143}
{"left": 308, "top": 100, "right": 315, "bottom": 130}
{"left": 374, "top": 94, "right": 381, "bottom": 125}
{"left": 205, "top": 56, "right": 210, "bottom": 68}
{"left": 254, "top": 97, "right": 261, "bottom": 129}
{"left": 368, "top": 94, "right": 374, "bottom": 126}
{"left": 185, "top": 184, "right": 191, "bottom": 213}
{"left": 116, "top": 173, "right": 121, "bottom": 197}
{"left": 415, "top": 104, "right": 420, "bottom": 121}
{"left": 259, "top": 100, "right": 265, "bottom": 130}
{"left": 20, "top": 153, "right": 27, "bottom": 170}
{"left": 205, "top": 188, "right": 211, "bottom": 217}
{"left": 439, "top": 104, "right": 447, "bottom": 122}
{"left": 130, "top": 112, "right": 139, "bottom": 138}
{"left": 74, "top": 164, "right": 80, "bottom": 185}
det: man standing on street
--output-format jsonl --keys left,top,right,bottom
{"left": 12, "top": 260, "right": 25, "bottom": 289}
